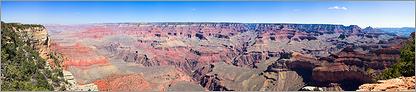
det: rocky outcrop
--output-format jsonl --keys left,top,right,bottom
{"left": 194, "top": 58, "right": 304, "bottom": 91}
{"left": 10, "top": 23, "right": 51, "bottom": 58}
{"left": 1, "top": 22, "right": 67, "bottom": 91}
{"left": 357, "top": 76, "right": 415, "bottom": 91}
{"left": 285, "top": 46, "right": 404, "bottom": 90}
{"left": 312, "top": 63, "right": 372, "bottom": 83}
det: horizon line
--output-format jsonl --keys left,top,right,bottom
{"left": 3, "top": 21, "right": 415, "bottom": 28}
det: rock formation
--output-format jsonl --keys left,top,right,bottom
{"left": 193, "top": 58, "right": 304, "bottom": 91}
{"left": 44, "top": 22, "right": 411, "bottom": 91}
{"left": 1, "top": 22, "right": 67, "bottom": 91}
{"left": 357, "top": 76, "right": 415, "bottom": 91}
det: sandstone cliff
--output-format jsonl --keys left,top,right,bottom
{"left": 357, "top": 76, "right": 415, "bottom": 91}
{"left": 1, "top": 22, "right": 67, "bottom": 91}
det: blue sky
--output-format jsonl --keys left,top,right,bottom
{"left": 1, "top": 1, "right": 415, "bottom": 27}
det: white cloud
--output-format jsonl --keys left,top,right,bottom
{"left": 328, "top": 6, "right": 348, "bottom": 10}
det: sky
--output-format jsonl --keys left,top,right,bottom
{"left": 1, "top": 1, "right": 415, "bottom": 28}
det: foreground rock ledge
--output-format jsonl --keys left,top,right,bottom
{"left": 357, "top": 76, "right": 415, "bottom": 91}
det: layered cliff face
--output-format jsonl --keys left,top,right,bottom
{"left": 45, "top": 23, "right": 409, "bottom": 91}
{"left": 1, "top": 22, "right": 66, "bottom": 91}
{"left": 4, "top": 23, "right": 51, "bottom": 58}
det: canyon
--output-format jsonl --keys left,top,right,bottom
{"left": 44, "top": 23, "right": 413, "bottom": 91}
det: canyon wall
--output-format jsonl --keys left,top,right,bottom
{"left": 1, "top": 22, "right": 67, "bottom": 91}
{"left": 46, "top": 23, "right": 410, "bottom": 91}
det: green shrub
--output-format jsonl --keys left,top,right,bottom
{"left": 377, "top": 37, "right": 415, "bottom": 80}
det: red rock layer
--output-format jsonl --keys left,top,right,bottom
{"left": 94, "top": 74, "right": 151, "bottom": 91}
{"left": 51, "top": 42, "right": 109, "bottom": 70}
